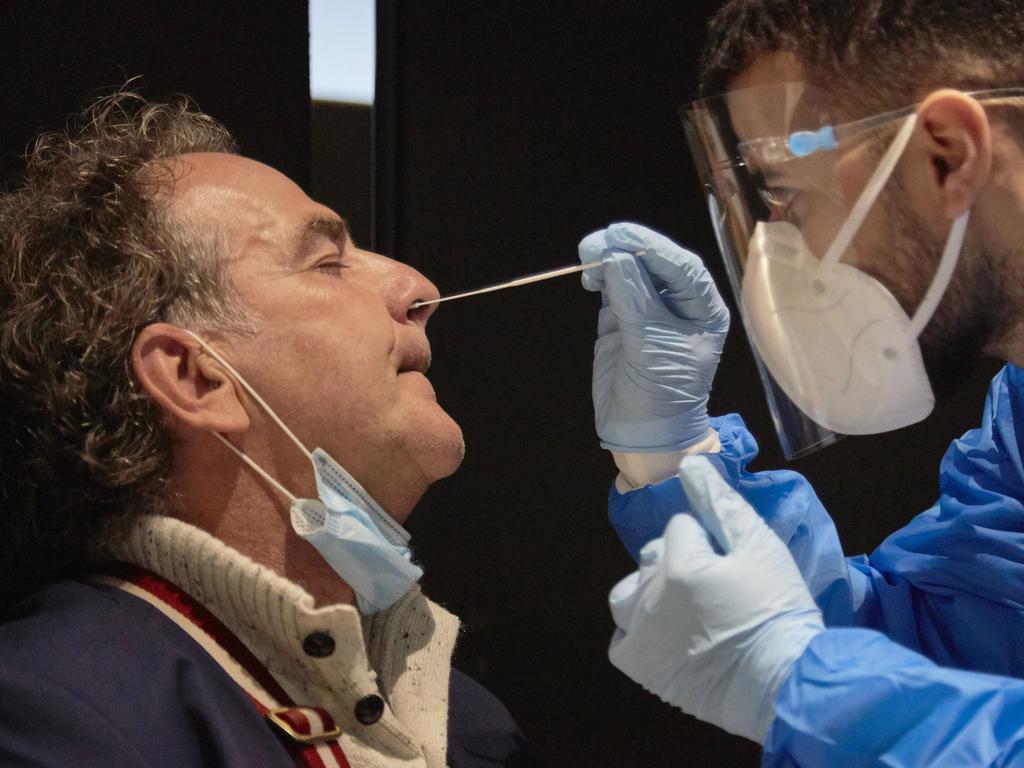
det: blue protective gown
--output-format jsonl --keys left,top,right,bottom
{"left": 609, "top": 364, "right": 1024, "bottom": 766}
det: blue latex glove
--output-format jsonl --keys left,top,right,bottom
{"left": 579, "top": 222, "right": 729, "bottom": 452}
{"left": 608, "top": 455, "right": 824, "bottom": 744}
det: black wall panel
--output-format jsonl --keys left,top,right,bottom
{"left": 312, "top": 101, "right": 373, "bottom": 247}
{"left": 375, "top": 2, "right": 1000, "bottom": 765}
{"left": 0, "top": 0, "right": 310, "bottom": 190}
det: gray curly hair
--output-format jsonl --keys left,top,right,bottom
{"left": 0, "top": 89, "right": 256, "bottom": 604}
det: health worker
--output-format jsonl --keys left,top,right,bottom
{"left": 578, "top": 0, "right": 1024, "bottom": 765}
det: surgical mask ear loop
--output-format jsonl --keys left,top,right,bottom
{"left": 212, "top": 432, "right": 297, "bottom": 502}
{"left": 180, "top": 329, "right": 313, "bottom": 461}
{"left": 179, "top": 329, "right": 312, "bottom": 505}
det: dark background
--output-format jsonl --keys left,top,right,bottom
{"left": 372, "top": 2, "right": 1000, "bottom": 766}
{"left": 0, "top": 2, "right": 310, "bottom": 190}
{"left": 1, "top": 2, "right": 1000, "bottom": 766}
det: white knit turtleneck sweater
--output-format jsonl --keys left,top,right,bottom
{"left": 106, "top": 514, "right": 460, "bottom": 768}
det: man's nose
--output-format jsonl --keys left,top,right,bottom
{"left": 383, "top": 260, "right": 440, "bottom": 326}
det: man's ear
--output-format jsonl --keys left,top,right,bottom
{"left": 915, "top": 88, "right": 993, "bottom": 219}
{"left": 132, "top": 323, "right": 250, "bottom": 435}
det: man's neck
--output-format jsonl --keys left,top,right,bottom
{"left": 167, "top": 448, "right": 358, "bottom": 607}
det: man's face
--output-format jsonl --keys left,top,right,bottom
{"left": 727, "top": 52, "right": 1001, "bottom": 397}
{"left": 168, "top": 153, "right": 464, "bottom": 515}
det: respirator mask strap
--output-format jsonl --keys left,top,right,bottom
{"left": 814, "top": 114, "right": 971, "bottom": 351}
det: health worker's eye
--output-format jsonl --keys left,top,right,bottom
{"left": 759, "top": 185, "right": 798, "bottom": 209}
{"left": 757, "top": 185, "right": 803, "bottom": 225}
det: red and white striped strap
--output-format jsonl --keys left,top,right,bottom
{"left": 89, "top": 565, "right": 351, "bottom": 768}
{"left": 266, "top": 706, "right": 341, "bottom": 743}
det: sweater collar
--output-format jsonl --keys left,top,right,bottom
{"left": 105, "top": 514, "right": 459, "bottom": 766}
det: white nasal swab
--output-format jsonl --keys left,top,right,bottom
{"left": 410, "top": 261, "right": 603, "bottom": 309}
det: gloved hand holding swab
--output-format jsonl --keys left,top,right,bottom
{"left": 410, "top": 261, "right": 603, "bottom": 309}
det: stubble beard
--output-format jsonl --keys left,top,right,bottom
{"left": 885, "top": 192, "right": 1006, "bottom": 402}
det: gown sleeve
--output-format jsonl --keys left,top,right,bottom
{"left": 763, "top": 628, "right": 1024, "bottom": 767}
{"left": 609, "top": 365, "right": 1024, "bottom": 675}
{"left": 853, "top": 364, "right": 1024, "bottom": 675}
{"left": 610, "top": 366, "right": 1024, "bottom": 765}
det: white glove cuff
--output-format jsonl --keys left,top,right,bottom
{"left": 613, "top": 429, "right": 721, "bottom": 492}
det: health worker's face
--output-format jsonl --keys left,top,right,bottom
{"left": 727, "top": 52, "right": 897, "bottom": 272}
{"left": 727, "top": 52, "right": 1000, "bottom": 396}
{"left": 168, "top": 153, "right": 464, "bottom": 516}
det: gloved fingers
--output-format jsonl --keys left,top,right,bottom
{"left": 593, "top": 331, "right": 622, "bottom": 392}
{"left": 606, "top": 627, "right": 633, "bottom": 673}
{"left": 578, "top": 229, "right": 608, "bottom": 291}
{"left": 601, "top": 250, "right": 665, "bottom": 322}
{"left": 661, "top": 512, "right": 719, "bottom": 574}
{"left": 604, "top": 222, "right": 730, "bottom": 332}
{"left": 609, "top": 534, "right": 668, "bottom": 629}
{"left": 608, "top": 570, "right": 643, "bottom": 630}
{"left": 637, "top": 536, "right": 665, "bottom": 568}
{"left": 596, "top": 304, "right": 618, "bottom": 338}
{"left": 677, "top": 455, "right": 763, "bottom": 555}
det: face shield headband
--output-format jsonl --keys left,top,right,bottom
{"left": 683, "top": 85, "right": 1024, "bottom": 459}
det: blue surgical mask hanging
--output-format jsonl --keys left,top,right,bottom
{"left": 182, "top": 331, "right": 423, "bottom": 614}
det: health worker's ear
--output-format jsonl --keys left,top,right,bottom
{"left": 131, "top": 323, "right": 250, "bottom": 436}
{"left": 911, "top": 89, "right": 993, "bottom": 219}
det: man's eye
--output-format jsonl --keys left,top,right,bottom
{"left": 315, "top": 258, "right": 347, "bottom": 275}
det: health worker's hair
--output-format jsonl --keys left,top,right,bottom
{"left": 700, "top": 0, "right": 1024, "bottom": 126}
{"left": 0, "top": 89, "right": 252, "bottom": 606}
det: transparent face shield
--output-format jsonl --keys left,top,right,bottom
{"left": 683, "top": 83, "right": 1024, "bottom": 459}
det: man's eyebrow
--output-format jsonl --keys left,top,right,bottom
{"left": 293, "top": 215, "right": 350, "bottom": 261}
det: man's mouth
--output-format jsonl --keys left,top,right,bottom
{"left": 398, "top": 343, "right": 432, "bottom": 374}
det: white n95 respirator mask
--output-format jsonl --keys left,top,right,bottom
{"left": 740, "top": 218, "right": 937, "bottom": 435}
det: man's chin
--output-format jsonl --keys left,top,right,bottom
{"left": 419, "top": 414, "right": 466, "bottom": 481}
{"left": 436, "top": 428, "right": 467, "bottom": 480}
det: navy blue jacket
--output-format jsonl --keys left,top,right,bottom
{"left": 0, "top": 579, "right": 537, "bottom": 767}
